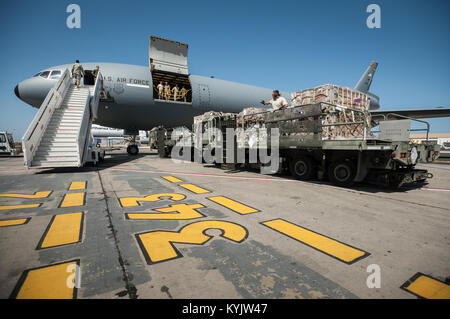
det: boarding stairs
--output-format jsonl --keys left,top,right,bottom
{"left": 22, "top": 69, "right": 103, "bottom": 168}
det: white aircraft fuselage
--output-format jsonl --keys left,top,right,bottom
{"left": 16, "top": 60, "right": 447, "bottom": 131}
{"left": 15, "top": 62, "right": 285, "bottom": 131}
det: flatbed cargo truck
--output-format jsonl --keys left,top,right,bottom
{"left": 163, "top": 103, "right": 440, "bottom": 188}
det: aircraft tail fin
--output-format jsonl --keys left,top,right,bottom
{"left": 355, "top": 61, "right": 378, "bottom": 93}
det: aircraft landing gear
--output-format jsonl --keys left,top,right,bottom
{"left": 127, "top": 144, "right": 139, "bottom": 155}
{"left": 126, "top": 133, "right": 139, "bottom": 155}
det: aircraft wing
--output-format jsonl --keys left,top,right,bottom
{"left": 370, "top": 108, "right": 450, "bottom": 119}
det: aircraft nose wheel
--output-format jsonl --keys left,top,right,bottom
{"left": 127, "top": 145, "right": 139, "bottom": 155}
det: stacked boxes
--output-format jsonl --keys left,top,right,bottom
{"left": 291, "top": 84, "right": 370, "bottom": 110}
{"left": 193, "top": 83, "right": 372, "bottom": 143}
{"left": 291, "top": 85, "right": 371, "bottom": 139}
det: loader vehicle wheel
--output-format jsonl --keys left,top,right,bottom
{"left": 127, "top": 145, "right": 139, "bottom": 155}
{"left": 289, "top": 156, "right": 316, "bottom": 180}
{"left": 328, "top": 159, "right": 356, "bottom": 187}
{"left": 193, "top": 149, "right": 203, "bottom": 162}
{"left": 164, "top": 146, "right": 172, "bottom": 158}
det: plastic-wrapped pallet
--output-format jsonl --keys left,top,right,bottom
{"left": 291, "top": 84, "right": 370, "bottom": 110}
{"left": 236, "top": 123, "right": 268, "bottom": 149}
{"left": 194, "top": 111, "right": 223, "bottom": 124}
{"left": 319, "top": 103, "right": 367, "bottom": 140}
{"left": 238, "top": 107, "right": 267, "bottom": 127}
{"left": 290, "top": 85, "right": 371, "bottom": 140}
{"left": 193, "top": 111, "right": 238, "bottom": 135}
{"left": 239, "top": 107, "right": 267, "bottom": 116}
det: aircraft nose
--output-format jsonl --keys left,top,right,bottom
{"left": 14, "top": 85, "right": 21, "bottom": 99}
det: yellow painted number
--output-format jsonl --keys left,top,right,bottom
{"left": 136, "top": 220, "right": 248, "bottom": 264}
{"left": 120, "top": 193, "right": 186, "bottom": 207}
{"left": 126, "top": 203, "right": 205, "bottom": 220}
{"left": 0, "top": 191, "right": 52, "bottom": 199}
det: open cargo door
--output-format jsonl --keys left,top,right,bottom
{"left": 149, "top": 36, "right": 192, "bottom": 103}
{"left": 149, "top": 36, "right": 188, "bottom": 74}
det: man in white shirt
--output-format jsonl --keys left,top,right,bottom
{"left": 164, "top": 82, "right": 171, "bottom": 100}
{"left": 157, "top": 81, "right": 164, "bottom": 99}
{"left": 180, "top": 86, "right": 187, "bottom": 102}
{"left": 261, "top": 90, "right": 288, "bottom": 110}
{"left": 172, "top": 84, "right": 179, "bottom": 101}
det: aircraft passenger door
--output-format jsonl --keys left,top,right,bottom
{"left": 198, "top": 84, "right": 210, "bottom": 109}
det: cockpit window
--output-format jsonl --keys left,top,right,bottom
{"left": 39, "top": 71, "right": 50, "bottom": 79}
{"left": 33, "top": 72, "right": 41, "bottom": 77}
{"left": 50, "top": 70, "right": 61, "bottom": 79}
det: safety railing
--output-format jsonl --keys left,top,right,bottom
{"left": 320, "top": 102, "right": 369, "bottom": 141}
{"left": 153, "top": 86, "right": 191, "bottom": 102}
{"left": 22, "top": 68, "right": 71, "bottom": 167}
{"left": 82, "top": 121, "right": 94, "bottom": 164}
{"left": 371, "top": 113, "right": 430, "bottom": 141}
{"left": 76, "top": 91, "right": 91, "bottom": 166}
{"left": 76, "top": 72, "right": 103, "bottom": 165}
{"left": 91, "top": 72, "right": 102, "bottom": 119}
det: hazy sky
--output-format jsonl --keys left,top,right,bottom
{"left": 0, "top": 0, "right": 449, "bottom": 138}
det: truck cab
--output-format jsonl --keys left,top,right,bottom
{"left": 0, "top": 132, "right": 18, "bottom": 156}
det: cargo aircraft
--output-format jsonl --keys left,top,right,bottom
{"left": 14, "top": 36, "right": 450, "bottom": 154}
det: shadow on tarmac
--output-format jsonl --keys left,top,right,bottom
{"left": 35, "top": 152, "right": 151, "bottom": 174}
{"left": 201, "top": 163, "right": 428, "bottom": 194}
{"left": 35, "top": 150, "right": 429, "bottom": 194}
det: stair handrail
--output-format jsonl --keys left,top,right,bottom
{"left": 75, "top": 71, "right": 103, "bottom": 166}
{"left": 91, "top": 72, "right": 103, "bottom": 119}
{"left": 22, "top": 68, "right": 71, "bottom": 167}
{"left": 76, "top": 90, "right": 91, "bottom": 166}
{"left": 82, "top": 122, "right": 94, "bottom": 165}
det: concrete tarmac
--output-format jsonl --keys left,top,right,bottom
{"left": 0, "top": 149, "right": 449, "bottom": 299}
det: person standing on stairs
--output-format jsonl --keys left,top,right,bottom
{"left": 92, "top": 65, "right": 100, "bottom": 79}
{"left": 71, "top": 60, "right": 84, "bottom": 88}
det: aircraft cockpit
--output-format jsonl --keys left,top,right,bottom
{"left": 33, "top": 70, "right": 62, "bottom": 80}
{"left": 32, "top": 67, "right": 109, "bottom": 102}
{"left": 33, "top": 68, "right": 99, "bottom": 86}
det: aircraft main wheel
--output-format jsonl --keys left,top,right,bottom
{"left": 328, "top": 159, "right": 356, "bottom": 187}
{"left": 127, "top": 145, "right": 139, "bottom": 155}
{"left": 289, "top": 156, "right": 316, "bottom": 180}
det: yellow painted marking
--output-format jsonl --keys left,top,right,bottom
{"left": 207, "top": 196, "right": 258, "bottom": 215}
{"left": 69, "top": 181, "right": 86, "bottom": 191}
{"left": 127, "top": 203, "right": 205, "bottom": 220}
{"left": 403, "top": 274, "right": 450, "bottom": 299}
{"left": 179, "top": 184, "right": 211, "bottom": 194}
{"left": 120, "top": 193, "right": 185, "bottom": 207}
{"left": 137, "top": 220, "right": 248, "bottom": 264}
{"left": 162, "top": 176, "right": 183, "bottom": 183}
{"left": 13, "top": 261, "right": 78, "bottom": 299}
{"left": 0, "top": 191, "right": 51, "bottom": 199}
{"left": 60, "top": 192, "right": 85, "bottom": 208}
{"left": 39, "top": 212, "right": 83, "bottom": 249}
{"left": 0, "top": 203, "right": 41, "bottom": 211}
{"left": 0, "top": 218, "right": 29, "bottom": 227}
{"left": 262, "top": 219, "right": 367, "bottom": 264}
